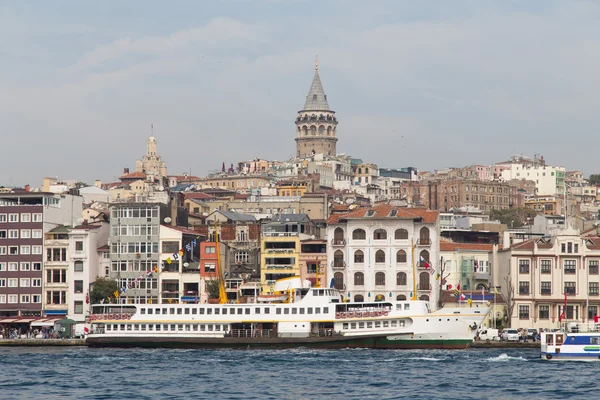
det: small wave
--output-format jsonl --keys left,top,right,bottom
{"left": 488, "top": 353, "right": 527, "bottom": 362}
{"left": 406, "top": 357, "right": 443, "bottom": 361}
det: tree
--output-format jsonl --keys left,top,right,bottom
{"left": 90, "top": 277, "right": 119, "bottom": 304}
{"left": 589, "top": 174, "right": 600, "bottom": 186}
{"left": 437, "top": 256, "right": 451, "bottom": 310}
{"left": 205, "top": 279, "right": 221, "bottom": 300}
{"left": 490, "top": 207, "right": 537, "bottom": 228}
{"left": 503, "top": 276, "right": 515, "bottom": 328}
{"left": 74, "top": 182, "right": 89, "bottom": 188}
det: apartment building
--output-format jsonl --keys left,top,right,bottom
{"left": 498, "top": 226, "right": 600, "bottom": 329}
{"left": 326, "top": 204, "right": 440, "bottom": 308}
{"left": 0, "top": 191, "right": 82, "bottom": 317}
{"left": 439, "top": 241, "right": 497, "bottom": 292}
{"left": 298, "top": 239, "right": 328, "bottom": 287}
{"left": 43, "top": 226, "right": 70, "bottom": 317}
{"left": 420, "top": 179, "right": 520, "bottom": 212}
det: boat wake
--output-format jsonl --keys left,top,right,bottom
{"left": 488, "top": 353, "right": 527, "bottom": 362}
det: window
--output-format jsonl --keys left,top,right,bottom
{"left": 519, "top": 282, "right": 529, "bottom": 295}
{"left": 588, "top": 305, "right": 598, "bottom": 320}
{"left": 567, "top": 242, "right": 573, "bottom": 253}
{"left": 0, "top": 214, "right": 5, "bottom": 223}
{"left": 0, "top": 246, "right": 5, "bottom": 255}
{"left": 0, "top": 279, "right": 5, "bottom": 287}
{"left": 561, "top": 243, "right": 566, "bottom": 253}
{"left": 352, "top": 229, "right": 366, "bottom": 240}
{"left": 541, "top": 281, "right": 551, "bottom": 295}
{"left": 397, "top": 272, "right": 407, "bottom": 286}
{"left": 32, "top": 213, "right": 42, "bottom": 222}
{"left": 373, "top": 229, "right": 387, "bottom": 240}
{"left": 20, "top": 213, "right": 31, "bottom": 222}
{"left": 394, "top": 229, "right": 408, "bottom": 240}
{"left": 32, "top": 262, "right": 42, "bottom": 271}
{"left": 32, "top": 246, "right": 42, "bottom": 254}
{"left": 162, "top": 241, "right": 179, "bottom": 254}
{"left": 32, "top": 230, "right": 42, "bottom": 238}
{"left": 205, "top": 246, "right": 216, "bottom": 254}
{"left": 20, "top": 262, "right": 30, "bottom": 271}
{"left": 20, "top": 278, "right": 30, "bottom": 287}
{"left": 20, "top": 229, "right": 31, "bottom": 238}
{"left": 396, "top": 250, "right": 407, "bottom": 263}
{"left": 204, "top": 263, "right": 216, "bottom": 273}
{"left": 564, "top": 260, "right": 576, "bottom": 274}
{"left": 539, "top": 305, "right": 549, "bottom": 319}
{"left": 8, "top": 278, "right": 18, "bottom": 287}
{"left": 74, "top": 280, "right": 84, "bottom": 293}
{"left": 375, "top": 272, "right": 385, "bottom": 286}
{"left": 0, "top": 230, "right": 5, "bottom": 239}
{"left": 8, "top": 230, "right": 18, "bottom": 238}
{"left": 8, "top": 262, "right": 18, "bottom": 271}
{"left": 74, "top": 261, "right": 84, "bottom": 272}
{"left": 354, "top": 250, "right": 364, "bottom": 263}
{"left": 21, "top": 295, "right": 30, "bottom": 303}
{"left": 8, "top": 295, "right": 18, "bottom": 303}
{"left": 75, "top": 241, "right": 83, "bottom": 251}
{"left": 590, "top": 282, "right": 599, "bottom": 296}
{"left": 518, "top": 260, "right": 530, "bottom": 274}
{"left": 8, "top": 213, "right": 18, "bottom": 222}
{"left": 0, "top": 295, "right": 5, "bottom": 303}
{"left": 0, "top": 262, "right": 5, "bottom": 271}
{"left": 32, "top": 279, "right": 41, "bottom": 287}
{"left": 565, "top": 282, "right": 576, "bottom": 295}
{"left": 20, "top": 246, "right": 30, "bottom": 255}
{"left": 589, "top": 261, "right": 599, "bottom": 275}
{"left": 354, "top": 272, "right": 364, "bottom": 286}
{"left": 540, "top": 260, "right": 552, "bottom": 274}
{"left": 375, "top": 250, "right": 385, "bottom": 263}
{"left": 333, "top": 272, "right": 344, "bottom": 290}
{"left": 235, "top": 251, "right": 249, "bottom": 263}
{"left": 519, "top": 305, "right": 529, "bottom": 319}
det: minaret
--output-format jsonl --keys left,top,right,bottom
{"left": 295, "top": 57, "right": 338, "bottom": 158}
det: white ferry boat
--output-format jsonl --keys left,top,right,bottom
{"left": 541, "top": 323, "right": 600, "bottom": 361}
{"left": 86, "top": 278, "right": 489, "bottom": 349}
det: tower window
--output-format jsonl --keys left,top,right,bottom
{"left": 313, "top": 94, "right": 317, "bottom": 101}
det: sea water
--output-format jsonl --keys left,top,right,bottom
{"left": 0, "top": 347, "right": 596, "bottom": 399}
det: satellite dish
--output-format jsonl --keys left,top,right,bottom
{"left": 346, "top": 198, "right": 355, "bottom": 204}
{"left": 164, "top": 217, "right": 172, "bottom": 223}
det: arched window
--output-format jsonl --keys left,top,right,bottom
{"left": 354, "top": 294, "right": 364, "bottom": 302}
{"left": 419, "top": 295, "right": 430, "bottom": 301}
{"left": 375, "top": 272, "right": 385, "bottom": 286}
{"left": 333, "top": 227, "right": 344, "bottom": 245}
{"left": 375, "top": 294, "right": 385, "bottom": 302}
{"left": 395, "top": 229, "right": 408, "bottom": 240}
{"left": 419, "top": 250, "right": 430, "bottom": 267}
{"left": 396, "top": 272, "right": 407, "bottom": 286}
{"left": 333, "top": 250, "right": 344, "bottom": 269}
{"left": 396, "top": 250, "right": 407, "bottom": 263}
{"left": 313, "top": 94, "right": 317, "bottom": 101}
{"left": 419, "top": 227, "right": 431, "bottom": 245}
{"left": 354, "top": 250, "right": 364, "bottom": 263}
{"left": 419, "top": 272, "right": 430, "bottom": 290}
{"left": 302, "top": 126, "right": 308, "bottom": 136}
{"left": 396, "top": 294, "right": 407, "bottom": 301}
{"left": 327, "top": 126, "right": 332, "bottom": 136}
{"left": 311, "top": 126, "right": 316, "bottom": 136}
{"left": 365, "top": 167, "right": 369, "bottom": 174}
{"left": 334, "top": 272, "right": 344, "bottom": 290}
{"left": 354, "top": 272, "right": 364, "bottom": 286}
{"left": 352, "top": 229, "right": 366, "bottom": 240}
{"left": 373, "top": 229, "right": 387, "bottom": 240}
{"left": 375, "top": 250, "right": 385, "bottom": 263}
{"left": 358, "top": 168, "right": 362, "bottom": 174}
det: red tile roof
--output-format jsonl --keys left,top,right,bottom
{"left": 163, "top": 225, "right": 206, "bottom": 236}
{"left": 328, "top": 204, "right": 438, "bottom": 224}
{"left": 440, "top": 241, "right": 494, "bottom": 252}
{"left": 119, "top": 171, "right": 147, "bottom": 180}
{"left": 233, "top": 193, "right": 250, "bottom": 200}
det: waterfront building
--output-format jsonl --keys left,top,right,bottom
{"left": 439, "top": 241, "right": 497, "bottom": 292}
{"left": 498, "top": 226, "right": 600, "bottom": 330}
{"left": 67, "top": 222, "right": 110, "bottom": 322}
{"left": 298, "top": 239, "right": 328, "bottom": 287}
{"left": 0, "top": 191, "right": 82, "bottom": 318}
{"left": 326, "top": 204, "right": 440, "bottom": 308}
{"left": 43, "top": 226, "right": 71, "bottom": 318}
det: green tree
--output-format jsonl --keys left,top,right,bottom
{"left": 489, "top": 207, "right": 537, "bottom": 228}
{"left": 74, "top": 182, "right": 89, "bottom": 188}
{"left": 205, "top": 279, "right": 221, "bottom": 300}
{"left": 589, "top": 174, "right": 600, "bottom": 186}
{"left": 90, "top": 277, "right": 119, "bottom": 304}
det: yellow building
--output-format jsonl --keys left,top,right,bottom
{"left": 260, "top": 232, "right": 301, "bottom": 293}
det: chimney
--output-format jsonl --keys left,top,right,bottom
{"left": 95, "top": 180, "right": 102, "bottom": 188}
{"left": 24, "top": 185, "right": 30, "bottom": 192}
{"left": 124, "top": 167, "right": 130, "bottom": 174}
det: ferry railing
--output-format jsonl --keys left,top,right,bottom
{"left": 230, "top": 329, "right": 274, "bottom": 338}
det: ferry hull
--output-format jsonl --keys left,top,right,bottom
{"left": 86, "top": 334, "right": 473, "bottom": 350}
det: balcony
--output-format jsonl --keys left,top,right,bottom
{"left": 475, "top": 271, "right": 490, "bottom": 281}
{"left": 540, "top": 289, "right": 551, "bottom": 295}
{"left": 518, "top": 288, "right": 530, "bottom": 295}
{"left": 265, "top": 265, "right": 294, "bottom": 270}
{"left": 263, "top": 232, "right": 299, "bottom": 237}
{"left": 331, "top": 239, "right": 346, "bottom": 247}
{"left": 265, "top": 248, "right": 294, "bottom": 254}
{"left": 182, "top": 262, "right": 200, "bottom": 273}
{"left": 331, "top": 261, "right": 346, "bottom": 270}
{"left": 417, "top": 239, "right": 431, "bottom": 246}
{"left": 417, "top": 261, "right": 431, "bottom": 269}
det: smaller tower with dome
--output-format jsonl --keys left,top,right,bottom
{"left": 135, "top": 128, "right": 168, "bottom": 181}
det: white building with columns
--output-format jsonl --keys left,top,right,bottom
{"left": 326, "top": 204, "right": 440, "bottom": 309}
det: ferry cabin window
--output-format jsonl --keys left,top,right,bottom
{"left": 141, "top": 308, "right": 146, "bottom": 314}
{"left": 255, "top": 307, "right": 261, "bottom": 314}
{"left": 170, "top": 308, "right": 175, "bottom": 314}
{"left": 592, "top": 338, "right": 600, "bottom": 345}
{"left": 391, "top": 321, "right": 397, "bottom": 327}
{"left": 404, "top": 304, "right": 410, "bottom": 310}
{"left": 185, "top": 308, "right": 190, "bottom": 315}
{"left": 163, "top": 324, "right": 168, "bottom": 331}
{"left": 200, "top": 308, "right": 205, "bottom": 314}
{"left": 284, "top": 308, "right": 290, "bottom": 314}
{"left": 367, "top": 322, "right": 373, "bottom": 328}
{"left": 192, "top": 325, "right": 198, "bottom": 331}
{"left": 215, "top": 308, "right": 220, "bottom": 315}
{"left": 185, "top": 325, "right": 191, "bottom": 331}
{"left": 162, "top": 309, "right": 168, "bottom": 315}
{"left": 237, "top": 308, "right": 243, "bottom": 315}
{"left": 207, "top": 308, "right": 212, "bottom": 315}
{"left": 155, "top": 325, "right": 161, "bottom": 331}
{"left": 192, "top": 308, "right": 197, "bottom": 315}
{"left": 208, "top": 325, "right": 213, "bottom": 331}
{"left": 300, "top": 308, "right": 305, "bottom": 314}
{"left": 141, "top": 324, "right": 146, "bottom": 331}
{"left": 177, "top": 308, "right": 182, "bottom": 315}
{"left": 324, "top": 307, "right": 329, "bottom": 313}
{"left": 307, "top": 307, "right": 313, "bottom": 314}
{"left": 170, "top": 324, "right": 176, "bottom": 331}
{"left": 383, "top": 321, "right": 389, "bottom": 327}
{"left": 245, "top": 308, "right": 250, "bottom": 315}
{"left": 276, "top": 308, "right": 282, "bottom": 314}
{"left": 316, "top": 307, "right": 321, "bottom": 314}
{"left": 106, "top": 325, "right": 111, "bottom": 331}
{"left": 127, "top": 325, "right": 132, "bottom": 331}
{"left": 178, "top": 324, "right": 183, "bottom": 331}
{"left": 148, "top": 308, "right": 153, "bottom": 315}
{"left": 155, "top": 308, "right": 160, "bottom": 314}
{"left": 134, "top": 324, "right": 140, "bottom": 330}
{"left": 375, "top": 322, "right": 381, "bottom": 328}
{"left": 149, "top": 324, "right": 154, "bottom": 331}
{"left": 200, "top": 325, "right": 205, "bottom": 331}
{"left": 359, "top": 322, "right": 365, "bottom": 329}
{"left": 265, "top": 308, "right": 270, "bottom": 314}
{"left": 292, "top": 308, "right": 297, "bottom": 314}
{"left": 113, "top": 324, "right": 118, "bottom": 331}
{"left": 120, "top": 324, "right": 126, "bottom": 330}
{"left": 343, "top": 323, "right": 349, "bottom": 330}
{"left": 215, "top": 325, "right": 220, "bottom": 331}
{"left": 351, "top": 323, "right": 357, "bottom": 329}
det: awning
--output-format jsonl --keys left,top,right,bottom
{"left": 0, "top": 318, "right": 17, "bottom": 323}
{"left": 31, "top": 318, "right": 61, "bottom": 327}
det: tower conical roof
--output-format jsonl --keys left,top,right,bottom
{"left": 302, "top": 69, "right": 331, "bottom": 112}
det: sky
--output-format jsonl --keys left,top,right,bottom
{"left": 1, "top": 0, "right": 600, "bottom": 186}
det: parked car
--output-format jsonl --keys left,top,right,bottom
{"left": 504, "top": 329, "right": 519, "bottom": 342}
{"left": 478, "top": 328, "right": 500, "bottom": 341}
{"left": 526, "top": 328, "right": 538, "bottom": 341}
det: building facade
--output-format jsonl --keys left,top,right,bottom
{"left": 295, "top": 60, "right": 338, "bottom": 157}
{"left": 43, "top": 226, "right": 70, "bottom": 318}
{"left": 326, "top": 204, "right": 440, "bottom": 308}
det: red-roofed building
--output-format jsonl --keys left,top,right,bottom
{"left": 326, "top": 203, "right": 440, "bottom": 307}
{"left": 497, "top": 225, "right": 600, "bottom": 330}
{"left": 439, "top": 240, "right": 498, "bottom": 295}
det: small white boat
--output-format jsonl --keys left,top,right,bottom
{"left": 541, "top": 323, "right": 600, "bottom": 361}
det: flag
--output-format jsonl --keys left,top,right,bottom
{"left": 85, "top": 291, "right": 89, "bottom": 304}
{"left": 453, "top": 289, "right": 459, "bottom": 296}
{"left": 446, "top": 282, "right": 451, "bottom": 289}
{"left": 153, "top": 266, "right": 159, "bottom": 273}
{"left": 467, "top": 297, "right": 472, "bottom": 306}
{"left": 166, "top": 257, "right": 172, "bottom": 264}
{"left": 83, "top": 326, "right": 89, "bottom": 334}
{"left": 146, "top": 270, "right": 153, "bottom": 277}
{"left": 420, "top": 256, "right": 430, "bottom": 269}
{"left": 460, "top": 294, "right": 466, "bottom": 300}
{"left": 474, "top": 260, "right": 478, "bottom": 273}
{"left": 457, "top": 281, "right": 461, "bottom": 291}
{"left": 494, "top": 286, "right": 499, "bottom": 294}
{"left": 430, "top": 267, "right": 436, "bottom": 276}
{"left": 436, "top": 273, "right": 440, "bottom": 281}
{"left": 559, "top": 290, "right": 567, "bottom": 322}
{"left": 113, "top": 291, "right": 119, "bottom": 298}
{"left": 179, "top": 249, "right": 184, "bottom": 256}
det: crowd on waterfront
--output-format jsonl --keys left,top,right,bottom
{"left": 0, "top": 327, "right": 56, "bottom": 340}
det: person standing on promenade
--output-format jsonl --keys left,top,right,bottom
{"left": 594, "top": 313, "right": 599, "bottom": 331}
